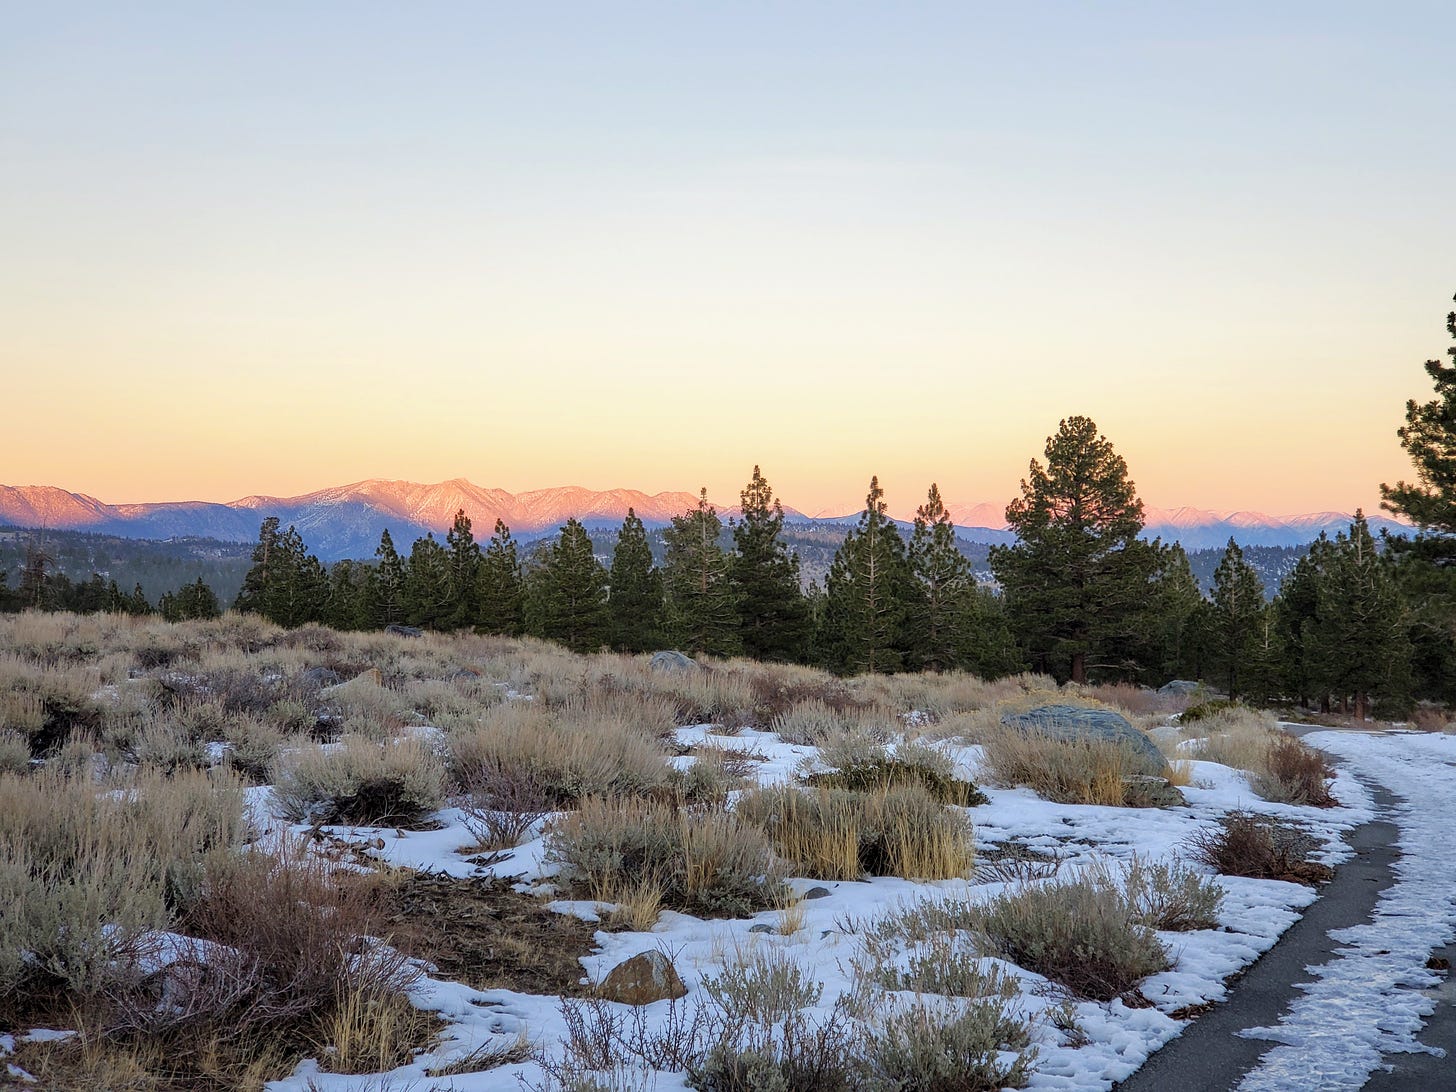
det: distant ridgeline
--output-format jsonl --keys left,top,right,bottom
{"left": 0, "top": 526, "right": 253, "bottom": 609}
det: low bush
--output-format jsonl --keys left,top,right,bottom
{"left": 1180, "top": 699, "right": 1240, "bottom": 723}
{"left": 547, "top": 797, "right": 782, "bottom": 917}
{"left": 701, "top": 946, "right": 824, "bottom": 1025}
{"left": 1185, "top": 812, "right": 1334, "bottom": 885}
{"left": 1121, "top": 856, "right": 1224, "bottom": 931}
{"left": 0, "top": 730, "right": 30, "bottom": 775}
{"left": 736, "top": 785, "right": 974, "bottom": 881}
{"left": 1256, "top": 734, "right": 1337, "bottom": 806}
{"left": 807, "top": 738, "right": 986, "bottom": 806}
{"left": 131, "top": 718, "right": 210, "bottom": 773}
{"left": 859, "top": 1000, "right": 1035, "bottom": 1092}
{"left": 273, "top": 735, "right": 445, "bottom": 827}
{"left": 446, "top": 701, "right": 674, "bottom": 808}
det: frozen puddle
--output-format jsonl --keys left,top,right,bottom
{"left": 1236, "top": 732, "right": 1456, "bottom": 1091}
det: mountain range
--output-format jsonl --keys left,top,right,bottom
{"left": 0, "top": 480, "right": 1409, "bottom": 561}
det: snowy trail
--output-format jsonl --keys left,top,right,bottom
{"left": 1233, "top": 731, "right": 1456, "bottom": 1091}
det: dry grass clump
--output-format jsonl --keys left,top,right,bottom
{"left": 808, "top": 737, "right": 986, "bottom": 806}
{"left": 978, "top": 727, "right": 1177, "bottom": 808}
{"left": 130, "top": 717, "right": 211, "bottom": 773}
{"left": 218, "top": 713, "right": 283, "bottom": 783}
{"left": 447, "top": 699, "right": 674, "bottom": 809}
{"left": 770, "top": 699, "right": 896, "bottom": 746}
{"left": 736, "top": 785, "right": 974, "bottom": 881}
{"left": 0, "top": 729, "right": 31, "bottom": 774}
{"left": 546, "top": 797, "right": 783, "bottom": 918}
{"left": 859, "top": 999, "right": 1036, "bottom": 1092}
{"left": 274, "top": 735, "right": 445, "bottom": 827}
{"left": 1184, "top": 709, "right": 1337, "bottom": 807}
{"left": 1408, "top": 705, "right": 1455, "bottom": 733}
{"left": 1185, "top": 812, "right": 1335, "bottom": 885}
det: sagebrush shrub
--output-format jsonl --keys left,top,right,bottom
{"left": 274, "top": 735, "right": 445, "bottom": 827}
{"left": 858, "top": 1000, "right": 1035, "bottom": 1092}
{"left": 1256, "top": 734, "right": 1336, "bottom": 806}
{"left": 1121, "top": 855, "right": 1224, "bottom": 931}
{"left": 1185, "top": 812, "right": 1334, "bottom": 884}
{"left": 447, "top": 701, "right": 673, "bottom": 807}
{"left": 548, "top": 797, "right": 782, "bottom": 917}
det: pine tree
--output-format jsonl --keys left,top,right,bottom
{"left": 1143, "top": 543, "right": 1207, "bottom": 682}
{"left": 906, "top": 483, "right": 971, "bottom": 671}
{"left": 478, "top": 519, "right": 524, "bottom": 636}
{"left": 234, "top": 519, "right": 326, "bottom": 627}
{"left": 953, "top": 585, "right": 1023, "bottom": 678}
{"left": 1306, "top": 512, "right": 1412, "bottom": 719}
{"left": 820, "top": 476, "right": 914, "bottom": 674}
{"left": 1381, "top": 293, "right": 1456, "bottom": 533}
{"left": 730, "top": 467, "right": 811, "bottom": 662}
{"left": 404, "top": 534, "right": 450, "bottom": 628}
{"left": 443, "top": 508, "right": 482, "bottom": 630}
{"left": 369, "top": 529, "right": 407, "bottom": 628}
{"left": 323, "top": 561, "right": 369, "bottom": 630}
{"left": 1209, "top": 539, "right": 1266, "bottom": 700}
{"left": 1274, "top": 535, "right": 1333, "bottom": 708}
{"left": 607, "top": 509, "right": 663, "bottom": 652}
{"left": 536, "top": 518, "right": 609, "bottom": 653}
{"left": 989, "top": 416, "right": 1157, "bottom": 683}
{"left": 161, "top": 577, "right": 221, "bottom": 622}
{"left": 662, "top": 489, "right": 740, "bottom": 656}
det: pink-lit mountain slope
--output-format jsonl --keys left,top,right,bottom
{"left": 0, "top": 480, "right": 1410, "bottom": 560}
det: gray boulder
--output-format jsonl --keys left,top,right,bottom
{"left": 597, "top": 950, "right": 688, "bottom": 1005}
{"left": 385, "top": 624, "right": 424, "bottom": 638}
{"left": 300, "top": 666, "right": 343, "bottom": 688}
{"left": 649, "top": 650, "right": 697, "bottom": 673}
{"left": 1158, "top": 680, "right": 1202, "bottom": 697}
{"left": 1000, "top": 704, "right": 1166, "bottom": 775}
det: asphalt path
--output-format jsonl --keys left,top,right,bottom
{"left": 1117, "top": 727, "right": 1456, "bottom": 1091}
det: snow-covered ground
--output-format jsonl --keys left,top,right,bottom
{"left": 241, "top": 722, "right": 1414, "bottom": 1092}
{"left": 1233, "top": 730, "right": 1456, "bottom": 1091}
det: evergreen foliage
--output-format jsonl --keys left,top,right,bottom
{"left": 1304, "top": 513, "right": 1412, "bottom": 719}
{"left": 989, "top": 417, "right": 1157, "bottom": 683}
{"left": 606, "top": 508, "right": 663, "bottom": 652}
{"left": 533, "top": 518, "right": 609, "bottom": 653}
{"left": 1210, "top": 539, "right": 1266, "bottom": 700}
{"left": 1382, "top": 293, "right": 1456, "bottom": 533}
{"left": 444, "top": 508, "right": 482, "bottom": 630}
{"left": 369, "top": 529, "right": 407, "bottom": 628}
{"left": 730, "top": 467, "right": 811, "bottom": 662}
{"left": 662, "top": 489, "right": 740, "bottom": 656}
{"left": 403, "top": 533, "right": 450, "bottom": 628}
{"left": 1142, "top": 543, "right": 1208, "bottom": 682}
{"left": 820, "top": 476, "right": 915, "bottom": 674}
{"left": 478, "top": 519, "right": 525, "bottom": 636}
{"left": 234, "top": 518, "right": 328, "bottom": 627}
{"left": 906, "top": 482, "right": 972, "bottom": 672}
{"left": 159, "top": 577, "right": 221, "bottom": 622}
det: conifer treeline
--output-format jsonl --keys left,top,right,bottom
{"left": 216, "top": 448, "right": 1437, "bottom": 717}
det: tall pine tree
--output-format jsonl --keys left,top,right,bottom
{"left": 662, "top": 489, "right": 740, "bottom": 656}
{"left": 1209, "top": 539, "right": 1266, "bottom": 700}
{"left": 404, "top": 534, "right": 450, "bottom": 628}
{"left": 535, "top": 518, "right": 609, "bottom": 653}
{"left": 1382, "top": 293, "right": 1456, "bottom": 533}
{"left": 234, "top": 518, "right": 326, "bottom": 627}
{"left": 478, "top": 519, "right": 524, "bottom": 636}
{"left": 989, "top": 416, "right": 1156, "bottom": 683}
{"left": 607, "top": 508, "right": 664, "bottom": 652}
{"left": 368, "top": 529, "right": 407, "bottom": 628}
{"left": 444, "top": 508, "right": 482, "bottom": 630}
{"left": 906, "top": 483, "right": 971, "bottom": 672}
{"left": 820, "top": 476, "right": 914, "bottom": 675}
{"left": 730, "top": 467, "right": 811, "bottom": 662}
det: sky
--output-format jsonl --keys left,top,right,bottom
{"left": 2, "top": 2, "right": 1452, "bottom": 517}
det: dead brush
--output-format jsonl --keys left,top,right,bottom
{"left": 1184, "top": 812, "right": 1334, "bottom": 885}
{"left": 1255, "top": 734, "right": 1337, "bottom": 806}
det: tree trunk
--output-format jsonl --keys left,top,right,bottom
{"left": 1354, "top": 691, "right": 1369, "bottom": 721}
{"left": 1071, "top": 651, "right": 1086, "bottom": 684}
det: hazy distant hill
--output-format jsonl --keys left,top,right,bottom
{"left": 0, "top": 480, "right": 1407, "bottom": 563}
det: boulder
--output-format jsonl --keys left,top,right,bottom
{"left": 385, "top": 624, "right": 424, "bottom": 638}
{"left": 597, "top": 950, "right": 687, "bottom": 1005}
{"left": 300, "top": 666, "right": 343, "bottom": 688}
{"left": 1157, "top": 680, "right": 1202, "bottom": 697}
{"left": 649, "top": 650, "right": 697, "bottom": 673}
{"left": 1000, "top": 704, "right": 1166, "bottom": 775}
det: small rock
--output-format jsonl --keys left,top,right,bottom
{"left": 597, "top": 950, "right": 687, "bottom": 1005}
{"left": 301, "top": 666, "right": 343, "bottom": 688}
{"left": 385, "top": 624, "right": 424, "bottom": 638}
{"left": 649, "top": 650, "right": 697, "bottom": 673}
{"left": 801, "top": 886, "right": 832, "bottom": 900}
{"left": 748, "top": 924, "right": 774, "bottom": 934}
